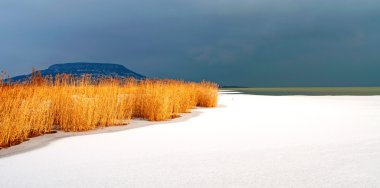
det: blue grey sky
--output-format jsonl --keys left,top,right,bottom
{"left": 1, "top": 0, "right": 379, "bottom": 86}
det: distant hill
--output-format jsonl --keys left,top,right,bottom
{"left": 8, "top": 62, "right": 146, "bottom": 82}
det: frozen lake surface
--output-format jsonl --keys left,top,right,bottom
{"left": 1, "top": 92, "right": 380, "bottom": 187}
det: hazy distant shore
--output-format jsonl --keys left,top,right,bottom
{"left": 225, "top": 87, "right": 380, "bottom": 96}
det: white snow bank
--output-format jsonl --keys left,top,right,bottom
{"left": 1, "top": 93, "right": 380, "bottom": 188}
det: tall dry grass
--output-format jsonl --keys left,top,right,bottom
{"left": 0, "top": 74, "right": 218, "bottom": 148}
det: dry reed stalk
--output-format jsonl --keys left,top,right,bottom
{"left": 0, "top": 74, "right": 218, "bottom": 148}
{"left": 0, "top": 85, "right": 55, "bottom": 147}
{"left": 196, "top": 81, "right": 219, "bottom": 107}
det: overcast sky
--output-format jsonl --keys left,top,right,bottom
{"left": 0, "top": 0, "right": 379, "bottom": 86}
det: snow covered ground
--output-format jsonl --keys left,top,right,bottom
{"left": 1, "top": 92, "right": 380, "bottom": 188}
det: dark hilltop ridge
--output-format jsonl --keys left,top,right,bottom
{"left": 8, "top": 62, "right": 146, "bottom": 82}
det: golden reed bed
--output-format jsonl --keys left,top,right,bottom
{"left": 0, "top": 74, "right": 218, "bottom": 148}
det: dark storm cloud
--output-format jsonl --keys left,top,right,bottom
{"left": 0, "top": 0, "right": 379, "bottom": 86}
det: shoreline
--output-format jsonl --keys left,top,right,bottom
{"left": 0, "top": 110, "right": 203, "bottom": 158}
